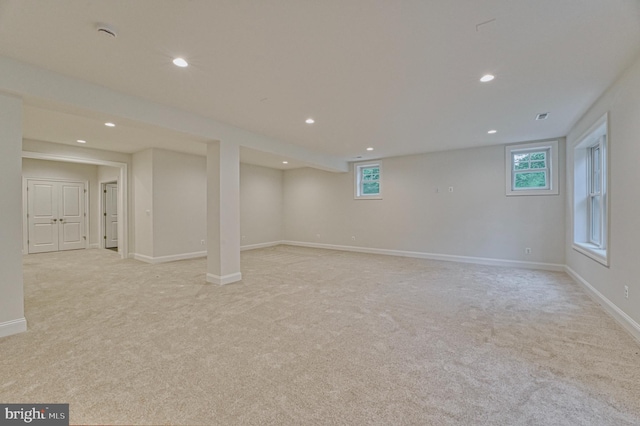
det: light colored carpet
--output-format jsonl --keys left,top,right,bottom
{"left": 1, "top": 245, "right": 639, "bottom": 425}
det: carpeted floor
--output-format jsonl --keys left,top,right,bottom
{"left": 1, "top": 245, "right": 639, "bottom": 425}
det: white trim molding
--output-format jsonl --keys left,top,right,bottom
{"left": 565, "top": 266, "right": 640, "bottom": 343}
{"left": 240, "top": 241, "right": 284, "bottom": 251}
{"left": 206, "top": 272, "right": 242, "bottom": 285}
{"left": 281, "top": 241, "right": 565, "bottom": 271}
{"left": 0, "top": 318, "right": 27, "bottom": 338}
{"left": 133, "top": 251, "right": 207, "bottom": 264}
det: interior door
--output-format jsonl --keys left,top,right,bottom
{"left": 58, "top": 182, "right": 85, "bottom": 251}
{"left": 105, "top": 183, "right": 118, "bottom": 249}
{"left": 27, "top": 180, "right": 59, "bottom": 254}
{"left": 27, "top": 179, "right": 85, "bottom": 253}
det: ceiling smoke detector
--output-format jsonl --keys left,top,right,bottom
{"left": 536, "top": 112, "right": 549, "bottom": 120}
{"left": 96, "top": 24, "right": 117, "bottom": 38}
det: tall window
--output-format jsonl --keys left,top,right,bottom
{"left": 355, "top": 162, "right": 382, "bottom": 199}
{"left": 573, "top": 113, "right": 608, "bottom": 265}
{"left": 589, "top": 142, "right": 604, "bottom": 246}
{"left": 505, "top": 140, "right": 559, "bottom": 196}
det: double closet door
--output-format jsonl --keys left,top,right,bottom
{"left": 27, "top": 179, "right": 86, "bottom": 254}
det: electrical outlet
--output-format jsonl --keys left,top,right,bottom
{"left": 200, "top": 239, "right": 205, "bottom": 245}
{"left": 525, "top": 248, "right": 532, "bottom": 255}
{"left": 316, "top": 233, "right": 321, "bottom": 239}
{"left": 351, "top": 236, "right": 356, "bottom": 241}
{"left": 448, "top": 186, "right": 454, "bottom": 192}
{"left": 625, "top": 285, "right": 629, "bottom": 299}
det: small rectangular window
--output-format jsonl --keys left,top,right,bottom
{"left": 505, "top": 140, "right": 558, "bottom": 196}
{"left": 355, "top": 162, "right": 382, "bottom": 199}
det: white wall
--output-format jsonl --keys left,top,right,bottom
{"left": 152, "top": 149, "right": 207, "bottom": 257}
{"left": 132, "top": 149, "right": 284, "bottom": 260}
{"left": 22, "top": 158, "right": 99, "bottom": 246}
{"left": 98, "top": 165, "right": 119, "bottom": 184}
{"left": 0, "top": 94, "right": 25, "bottom": 337}
{"left": 240, "top": 163, "right": 284, "bottom": 247}
{"left": 565, "top": 53, "right": 640, "bottom": 330}
{"left": 284, "top": 141, "right": 566, "bottom": 266}
{"left": 133, "top": 149, "right": 153, "bottom": 258}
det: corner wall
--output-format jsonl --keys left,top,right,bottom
{"left": 565, "top": 52, "right": 640, "bottom": 337}
{"left": 283, "top": 142, "right": 566, "bottom": 268}
{"left": 240, "top": 163, "right": 284, "bottom": 248}
{"left": 0, "top": 94, "right": 25, "bottom": 337}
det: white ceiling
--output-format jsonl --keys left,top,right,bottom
{"left": 1, "top": 0, "right": 640, "bottom": 168}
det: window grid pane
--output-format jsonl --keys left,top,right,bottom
{"left": 357, "top": 164, "right": 381, "bottom": 197}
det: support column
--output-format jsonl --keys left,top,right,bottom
{"left": 206, "top": 140, "right": 242, "bottom": 285}
{"left": 0, "top": 94, "right": 26, "bottom": 337}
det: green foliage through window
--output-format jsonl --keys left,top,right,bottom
{"left": 512, "top": 150, "right": 549, "bottom": 190}
{"left": 357, "top": 164, "right": 381, "bottom": 197}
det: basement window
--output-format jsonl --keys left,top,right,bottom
{"left": 573, "top": 113, "right": 608, "bottom": 266}
{"left": 354, "top": 162, "right": 382, "bottom": 199}
{"left": 505, "top": 140, "right": 559, "bottom": 196}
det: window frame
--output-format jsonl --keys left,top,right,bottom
{"left": 573, "top": 113, "right": 608, "bottom": 266}
{"left": 505, "top": 140, "right": 559, "bottom": 196}
{"left": 354, "top": 161, "right": 382, "bottom": 200}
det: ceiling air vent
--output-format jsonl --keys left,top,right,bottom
{"left": 536, "top": 112, "right": 549, "bottom": 120}
{"left": 96, "top": 24, "right": 117, "bottom": 38}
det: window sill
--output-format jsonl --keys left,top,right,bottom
{"left": 354, "top": 195, "right": 382, "bottom": 200}
{"left": 573, "top": 242, "right": 608, "bottom": 266}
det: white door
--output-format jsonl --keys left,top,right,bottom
{"left": 104, "top": 183, "right": 118, "bottom": 249}
{"left": 27, "top": 180, "right": 85, "bottom": 254}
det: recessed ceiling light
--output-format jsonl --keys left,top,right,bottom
{"left": 480, "top": 74, "right": 495, "bottom": 82}
{"left": 366, "top": 147, "right": 374, "bottom": 151}
{"left": 305, "top": 118, "right": 315, "bottom": 124}
{"left": 282, "top": 161, "right": 289, "bottom": 164}
{"left": 173, "top": 57, "right": 188, "bottom": 67}
{"left": 487, "top": 130, "right": 497, "bottom": 134}
{"left": 105, "top": 122, "right": 115, "bottom": 127}
{"left": 77, "top": 139, "right": 86, "bottom": 144}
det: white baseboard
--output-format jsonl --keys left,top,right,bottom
{"left": 206, "top": 272, "right": 242, "bottom": 285}
{"left": 132, "top": 251, "right": 207, "bottom": 264}
{"left": 565, "top": 266, "right": 640, "bottom": 344}
{"left": 0, "top": 317, "right": 27, "bottom": 338}
{"left": 281, "top": 241, "right": 565, "bottom": 272}
{"left": 241, "top": 241, "right": 284, "bottom": 251}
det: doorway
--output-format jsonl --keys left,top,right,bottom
{"left": 22, "top": 151, "right": 129, "bottom": 259}
{"left": 102, "top": 181, "right": 118, "bottom": 251}
{"left": 26, "top": 179, "right": 87, "bottom": 254}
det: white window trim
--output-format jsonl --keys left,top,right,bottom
{"left": 572, "top": 113, "right": 608, "bottom": 266}
{"left": 505, "top": 140, "right": 559, "bottom": 196}
{"left": 354, "top": 161, "right": 382, "bottom": 200}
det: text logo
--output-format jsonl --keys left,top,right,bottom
{"left": 1, "top": 404, "right": 68, "bottom": 426}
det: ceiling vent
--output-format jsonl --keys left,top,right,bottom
{"left": 536, "top": 112, "right": 549, "bottom": 120}
{"left": 96, "top": 24, "right": 117, "bottom": 38}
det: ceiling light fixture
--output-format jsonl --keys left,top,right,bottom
{"left": 105, "top": 122, "right": 115, "bottom": 127}
{"left": 282, "top": 161, "right": 289, "bottom": 164}
{"left": 77, "top": 139, "right": 87, "bottom": 144}
{"left": 480, "top": 74, "right": 495, "bottom": 82}
{"left": 173, "top": 57, "right": 189, "bottom": 67}
{"left": 536, "top": 112, "right": 549, "bottom": 120}
{"left": 366, "top": 147, "right": 374, "bottom": 151}
{"left": 487, "top": 130, "right": 497, "bottom": 134}
{"left": 305, "top": 118, "right": 315, "bottom": 124}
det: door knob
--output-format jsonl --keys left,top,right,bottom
{"left": 52, "top": 218, "right": 57, "bottom": 222}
